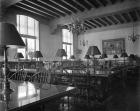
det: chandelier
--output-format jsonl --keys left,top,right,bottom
{"left": 67, "top": 18, "right": 86, "bottom": 35}
{"left": 128, "top": 24, "right": 140, "bottom": 43}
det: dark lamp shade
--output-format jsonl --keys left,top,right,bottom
{"left": 70, "top": 55, "right": 75, "bottom": 59}
{"left": 113, "top": 54, "right": 118, "bottom": 58}
{"left": 14, "top": 53, "right": 24, "bottom": 59}
{"left": 101, "top": 53, "right": 107, "bottom": 58}
{"left": 86, "top": 46, "right": 101, "bottom": 56}
{"left": 129, "top": 54, "right": 135, "bottom": 59}
{"left": 121, "top": 52, "right": 128, "bottom": 57}
{"left": 0, "top": 22, "right": 25, "bottom": 48}
{"left": 84, "top": 55, "right": 91, "bottom": 59}
{"left": 56, "top": 49, "right": 67, "bottom": 57}
{"left": 34, "top": 51, "right": 43, "bottom": 58}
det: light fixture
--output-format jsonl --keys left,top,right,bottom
{"left": 56, "top": 49, "right": 67, "bottom": 73}
{"left": 34, "top": 51, "right": 43, "bottom": 61}
{"left": 86, "top": 46, "right": 101, "bottom": 75}
{"left": 0, "top": 22, "right": 25, "bottom": 94}
{"left": 67, "top": 17, "right": 86, "bottom": 35}
{"left": 56, "top": 49, "right": 67, "bottom": 60}
{"left": 121, "top": 50, "right": 128, "bottom": 65}
{"left": 70, "top": 55, "right": 75, "bottom": 60}
{"left": 14, "top": 52, "right": 24, "bottom": 70}
{"left": 113, "top": 54, "right": 118, "bottom": 65}
{"left": 80, "top": 40, "right": 88, "bottom": 46}
{"left": 101, "top": 53, "right": 108, "bottom": 59}
{"left": 86, "top": 46, "right": 101, "bottom": 57}
{"left": 14, "top": 53, "right": 24, "bottom": 61}
{"left": 128, "top": 24, "right": 140, "bottom": 43}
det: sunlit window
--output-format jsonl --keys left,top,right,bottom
{"left": 62, "top": 29, "right": 73, "bottom": 59}
{"left": 17, "top": 15, "right": 39, "bottom": 59}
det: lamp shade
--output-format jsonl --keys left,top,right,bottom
{"left": 84, "top": 55, "right": 91, "bottom": 59}
{"left": 34, "top": 51, "right": 43, "bottom": 58}
{"left": 129, "top": 54, "right": 135, "bottom": 60}
{"left": 86, "top": 46, "right": 101, "bottom": 56}
{"left": 113, "top": 54, "right": 118, "bottom": 58}
{"left": 101, "top": 53, "right": 107, "bottom": 58}
{"left": 14, "top": 53, "right": 24, "bottom": 59}
{"left": 121, "top": 52, "right": 128, "bottom": 57}
{"left": 0, "top": 22, "right": 25, "bottom": 48}
{"left": 70, "top": 55, "right": 75, "bottom": 59}
{"left": 56, "top": 49, "right": 67, "bottom": 57}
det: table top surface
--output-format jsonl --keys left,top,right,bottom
{"left": 0, "top": 80, "right": 75, "bottom": 111}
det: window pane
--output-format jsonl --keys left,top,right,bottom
{"left": 63, "top": 44, "right": 67, "bottom": 59}
{"left": 67, "top": 45, "right": 70, "bottom": 59}
{"left": 18, "top": 37, "right": 26, "bottom": 58}
{"left": 27, "top": 38, "right": 35, "bottom": 52}
{"left": 17, "top": 15, "right": 20, "bottom": 32}
{"left": 17, "top": 15, "right": 39, "bottom": 59}
{"left": 20, "top": 15, "right": 27, "bottom": 34}
{"left": 35, "top": 20, "right": 39, "bottom": 38}
{"left": 28, "top": 17, "right": 35, "bottom": 36}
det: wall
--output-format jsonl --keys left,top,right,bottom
{"left": 78, "top": 23, "right": 140, "bottom": 59}
{"left": 40, "top": 23, "right": 62, "bottom": 61}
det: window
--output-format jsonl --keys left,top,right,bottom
{"left": 62, "top": 29, "right": 73, "bottom": 59}
{"left": 17, "top": 15, "right": 39, "bottom": 59}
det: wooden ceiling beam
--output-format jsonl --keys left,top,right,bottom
{"left": 15, "top": 5, "right": 49, "bottom": 20}
{"left": 101, "top": 17, "right": 112, "bottom": 25}
{"left": 48, "top": 0, "right": 73, "bottom": 14}
{"left": 112, "top": 15, "right": 121, "bottom": 24}
{"left": 17, "top": 2, "right": 55, "bottom": 18}
{"left": 106, "top": 0, "right": 112, "bottom": 5}
{"left": 135, "top": 9, "right": 140, "bottom": 20}
{"left": 61, "top": 0, "right": 80, "bottom": 12}
{"left": 120, "top": 13, "right": 127, "bottom": 23}
{"left": 64, "top": 0, "right": 84, "bottom": 12}
{"left": 106, "top": 16, "right": 116, "bottom": 25}
{"left": 95, "top": 0, "right": 104, "bottom": 7}
{"left": 37, "top": 0, "right": 67, "bottom": 16}
{"left": 25, "top": 0, "right": 60, "bottom": 17}
{"left": 95, "top": 18, "right": 108, "bottom": 26}
{"left": 72, "top": 0, "right": 86, "bottom": 10}
{"left": 84, "top": 0, "right": 94, "bottom": 8}
{"left": 50, "top": 0, "right": 76, "bottom": 13}
{"left": 3, "top": 0, "right": 23, "bottom": 7}
{"left": 85, "top": 20, "right": 97, "bottom": 28}
{"left": 84, "top": 22, "right": 93, "bottom": 29}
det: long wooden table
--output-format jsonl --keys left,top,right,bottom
{"left": 0, "top": 80, "right": 75, "bottom": 111}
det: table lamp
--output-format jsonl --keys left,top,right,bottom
{"left": 14, "top": 52, "right": 24, "bottom": 70}
{"left": 101, "top": 53, "right": 107, "bottom": 59}
{"left": 129, "top": 54, "right": 136, "bottom": 65}
{"left": 84, "top": 54, "right": 91, "bottom": 73}
{"left": 34, "top": 51, "right": 43, "bottom": 61}
{"left": 56, "top": 49, "right": 67, "bottom": 61}
{"left": 70, "top": 55, "right": 75, "bottom": 60}
{"left": 86, "top": 46, "right": 101, "bottom": 74}
{"left": 84, "top": 54, "right": 91, "bottom": 66}
{"left": 14, "top": 52, "right": 24, "bottom": 61}
{"left": 0, "top": 22, "right": 25, "bottom": 94}
{"left": 121, "top": 51, "right": 128, "bottom": 65}
{"left": 56, "top": 49, "right": 67, "bottom": 73}
{"left": 113, "top": 54, "right": 118, "bottom": 65}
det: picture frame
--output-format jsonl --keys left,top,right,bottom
{"left": 102, "top": 38, "right": 125, "bottom": 55}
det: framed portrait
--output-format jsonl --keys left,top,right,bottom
{"left": 102, "top": 38, "right": 125, "bottom": 55}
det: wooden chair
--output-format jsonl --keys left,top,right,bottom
{"left": 9, "top": 69, "right": 27, "bottom": 81}
{"left": 29, "top": 67, "right": 51, "bottom": 84}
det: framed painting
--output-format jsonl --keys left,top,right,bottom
{"left": 102, "top": 38, "right": 125, "bottom": 55}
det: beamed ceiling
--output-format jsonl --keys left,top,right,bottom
{"left": 6, "top": 0, "right": 140, "bottom": 31}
